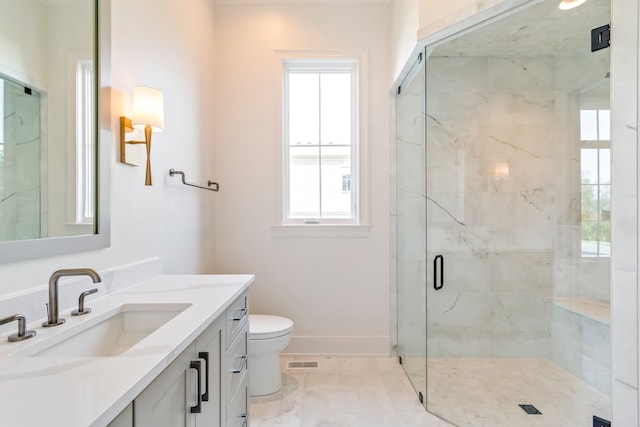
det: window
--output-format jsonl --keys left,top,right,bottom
{"left": 342, "top": 173, "right": 351, "bottom": 192}
{"left": 283, "top": 58, "right": 359, "bottom": 224}
{"left": 75, "top": 59, "right": 95, "bottom": 224}
{"left": 580, "top": 109, "right": 610, "bottom": 257}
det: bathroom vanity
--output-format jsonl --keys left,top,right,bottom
{"left": 0, "top": 274, "right": 252, "bottom": 426}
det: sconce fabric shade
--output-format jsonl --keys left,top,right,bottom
{"left": 132, "top": 86, "right": 164, "bottom": 132}
{"left": 558, "top": 0, "right": 587, "bottom": 10}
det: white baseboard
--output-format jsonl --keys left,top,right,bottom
{"left": 281, "top": 335, "right": 391, "bottom": 358}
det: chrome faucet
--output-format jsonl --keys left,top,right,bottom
{"left": 43, "top": 268, "right": 102, "bottom": 327}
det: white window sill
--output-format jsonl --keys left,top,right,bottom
{"left": 271, "top": 224, "right": 371, "bottom": 238}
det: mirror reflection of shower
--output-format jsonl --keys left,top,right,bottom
{"left": 0, "top": 77, "right": 41, "bottom": 242}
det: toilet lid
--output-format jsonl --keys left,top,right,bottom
{"left": 250, "top": 314, "right": 293, "bottom": 339}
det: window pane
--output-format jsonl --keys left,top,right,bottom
{"left": 581, "top": 221, "right": 598, "bottom": 257}
{"left": 289, "top": 146, "right": 320, "bottom": 219}
{"left": 581, "top": 184, "right": 598, "bottom": 221}
{"left": 599, "top": 221, "right": 611, "bottom": 248}
{"left": 320, "top": 73, "right": 351, "bottom": 146}
{"left": 599, "top": 148, "right": 611, "bottom": 184}
{"left": 580, "top": 110, "right": 598, "bottom": 141}
{"left": 600, "top": 184, "right": 611, "bottom": 219}
{"left": 581, "top": 149, "right": 598, "bottom": 184}
{"left": 289, "top": 73, "right": 319, "bottom": 146}
{"left": 320, "top": 145, "right": 352, "bottom": 219}
{"left": 598, "top": 110, "right": 611, "bottom": 140}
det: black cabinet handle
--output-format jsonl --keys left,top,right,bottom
{"left": 230, "top": 355, "right": 248, "bottom": 374}
{"left": 231, "top": 307, "right": 248, "bottom": 322}
{"left": 199, "top": 352, "right": 209, "bottom": 402}
{"left": 190, "top": 360, "right": 202, "bottom": 414}
{"left": 434, "top": 255, "right": 444, "bottom": 290}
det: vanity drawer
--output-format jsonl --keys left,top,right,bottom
{"left": 226, "top": 375, "right": 249, "bottom": 427}
{"left": 226, "top": 321, "right": 248, "bottom": 402}
{"left": 226, "top": 291, "right": 249, "bottom": 348}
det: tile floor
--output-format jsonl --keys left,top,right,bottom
{"left": 250, "top": 357, "right": 452, "bottom": 427}
{"left": 250, "top": 357, "right": 612, "bottom": 427}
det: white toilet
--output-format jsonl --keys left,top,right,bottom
{"left": 248, "top": 314, "right": 293, "bottom": 396}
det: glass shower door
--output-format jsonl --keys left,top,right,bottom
{"left": 396, "top": 53, "right": 426, "bottom": 407}
{"left": 421, "top": 0, "right": 612, "bottom": 425}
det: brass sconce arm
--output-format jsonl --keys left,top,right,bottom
{"left": 120, "top": 116, "right": 154, "bottom": 186}
{"left": 119, "top": 86, "right": 164, "bottom": 186}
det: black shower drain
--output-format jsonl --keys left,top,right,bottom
{"left": 519, "top": 404, "right": 542, "bottom": 415}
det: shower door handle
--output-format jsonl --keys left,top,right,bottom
{"left": 434, "top": 255, "right": 444, "bottom": 290}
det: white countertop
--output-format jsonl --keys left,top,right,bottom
{"left": 0, "top": 274, "right": 253, "bottom": 427}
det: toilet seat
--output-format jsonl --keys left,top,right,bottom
{"left": 250, "top": 314, "right": 293, "bottom": 340}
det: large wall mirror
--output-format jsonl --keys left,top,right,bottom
{"left": 0, "top": 0, "right": 110, "bottom": 263}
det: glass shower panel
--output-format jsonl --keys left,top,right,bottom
{"left": 419, "top": 0, "right": 612, "bottom": 425}
{"left": 396, "top": 54, "right": 426, "bottom": 407}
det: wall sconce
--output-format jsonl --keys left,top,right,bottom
{"left": 120, "top": 86, "right": 164, "bottom": 185}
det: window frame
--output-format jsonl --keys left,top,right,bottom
{"left": 283, "top": 58, "right": 358, "bottom": 225}
{"left": 273, "top": 50, "right": 370, "bottom": 237}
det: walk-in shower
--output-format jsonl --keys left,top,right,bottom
{"left": 396, "top": 0, "right": 612, "bottom": 425}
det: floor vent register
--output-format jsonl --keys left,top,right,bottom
{"left": 287, "top": 361, "right": 319, "bottom": 369}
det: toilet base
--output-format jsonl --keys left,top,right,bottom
{"left": 249, "top": 351, "right": 282, "bottom": 396}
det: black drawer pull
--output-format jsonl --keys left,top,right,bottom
{"left": 231, "top": 307, "right": 248, "bottom": 322}
{"left": 199, "top": 352, "right": 209, "bottom": 402}
{"left": 230, "top": 355, "right": 248, "bottom": 374}
{"left": 190, "top": 360, "right": 202, "bottom": 413}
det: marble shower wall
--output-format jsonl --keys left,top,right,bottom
{"left": 0, "top": 79, "right": 41, "bottom": 242}
{"left": 425, "top": 53, "right": 609, "bottom": 362}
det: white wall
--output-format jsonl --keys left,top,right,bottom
{"left": 0, "top": 0, "right": 47, "bottom": 88}
{"left": 213, "top": 2, "right": 391, "bottom": 356}
{"left": 0, "top": 0, "right": 216, "bottom": 307}
{"left": 390, "top": 0, "right": 419, "bottom": 82}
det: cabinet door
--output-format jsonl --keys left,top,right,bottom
{"left": 195, "top": 317, "right": 224, "bottom": 427}
{"left": 135, "top": 342, "right": 197, "bottom": 427}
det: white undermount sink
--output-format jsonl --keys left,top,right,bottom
{"left": 15, "top": 303, "right": 191, "bottom": 358}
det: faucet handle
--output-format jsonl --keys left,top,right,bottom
{"left": 0, "top": 314, "right": 36, "bottom": 342}
{"left": 72, "top": 288, "right": 98, "bottom": 316}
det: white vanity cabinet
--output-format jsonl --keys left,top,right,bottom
{"left": 134, "top": 314, "right": 223, "bottom": 427}
{"left": 108, "top": 290, "right": 250, "bottom": 427}
{"left": 225, "top": 292, "right": 250, "bottom": 427}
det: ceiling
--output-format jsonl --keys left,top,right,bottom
{"left": 431, "top": 0, "right": 611, "bottom": 57}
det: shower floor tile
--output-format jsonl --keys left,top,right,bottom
{"left": 251, "top": 357, "right": 611, "bottom": 427}
{"left": 423, "top": 358, "right": 611, "bottom": 427}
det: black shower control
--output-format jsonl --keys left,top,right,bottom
{"left": 591, "top": 24, "right": 611, "bottom": 52}
{"left": 593, "top": 415, "right": 611, "bottom": 427}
